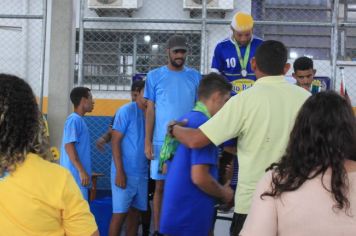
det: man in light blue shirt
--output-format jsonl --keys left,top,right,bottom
{"left": 60, "top": 87, "right": 94, "bottom": 200}
{"left": 144, "top": 35, "right": 201, "bottom": 236}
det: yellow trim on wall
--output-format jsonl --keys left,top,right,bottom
{"left": 35, "top": 97, "right": 48, "bottom": 114}
{"left": 37, "top": 97, "right": 130, "bottom": 116}
{"left": 89, "top": 99, "right": 130, "bottom": 116}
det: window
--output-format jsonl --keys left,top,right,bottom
{"left": 75, "top": 30, "right": 201, "bottom": 91}
{"left": 252, "top": 0, "right": 332, "bottom": 60}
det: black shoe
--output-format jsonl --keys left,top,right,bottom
{"left": 152, "top": 231, "right": 164, "bottom": 236}
{"left": 142, "top": 229, "right": 150, "bottom": 236}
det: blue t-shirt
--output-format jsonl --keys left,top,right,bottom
{"left": 60, "top": 112, "right": 91, "bottom": 187}
{"left": 211, "top": 36, "right": 263, "bottom": 94}
{"left": 160, "top": 111, "right": 219, "bottom": 236}
{"left": 111, "top": 102, "right": 147, "bottom": 177}
{"left": 144, "top": 65, "right": 201, "bottom": 145}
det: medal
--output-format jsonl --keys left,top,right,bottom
{"left": 234, "top": 40, "right": 251, "bottom": 78}
{"left": 241, "top": 69, "right": 247, "bottom": 77}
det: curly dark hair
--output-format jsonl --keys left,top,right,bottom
{"left": 262, "top": 91, "right": 356, "bottom": 212}
{"left": 0, "top": 74, "right": 51, "bottom": 177}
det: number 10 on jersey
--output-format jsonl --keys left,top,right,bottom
{"left": 226, "top": 58, "right": 236, "bottom": 68}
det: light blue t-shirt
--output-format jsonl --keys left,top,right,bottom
{"left": 111, "top": 102, "right": 147, "bottom": 177}
{"left": 60, "top": 112, "right": 91, "bottom": 187}
{"left": 144, "top": 65, "right": 201, "bottom": 145}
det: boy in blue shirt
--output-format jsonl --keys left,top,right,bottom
{"left": 160, "top": 73, "right": 234, "bottom": 236}
{"left": 109, "top": 80, "right": 148, "bottom": 236}
{"left": 60, "top": 87, "right": 94, "bottom": 200}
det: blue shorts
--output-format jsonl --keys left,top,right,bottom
{"left": 150, "top": 145, "right": 166, "bottom": 180}
{"left": 111, "top": 173, "right": 148, "bottom": 213}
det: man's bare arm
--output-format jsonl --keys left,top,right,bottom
{"left": 95, "top": 128, "right": 112, "bottom": 151}
{"left": 111, "top": 130, "right": 126, "bottom": 188}
{"left": 191, "top": 164, "right": 233, "bottom": 203}
{"left": 65, "top": 143, "right": 89, "bottom": 186}
{"left": 172, "top": 125, "right": 211, "bottom": 149}
{"left": 145, "top": 100, "right": 155, "bottom": 160}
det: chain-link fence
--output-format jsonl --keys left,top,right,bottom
{"left": 0, "top": 0, "right": 46, "bottom": 111}
{"left": 336, "top": 1, "right": 356, "bottom": 106}
{"left": 76, "top": 0, "right": 355, "bottom": 189}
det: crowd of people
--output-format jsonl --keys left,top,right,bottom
{"left": 0, "top": 10, "right": 355, "bottom": 236}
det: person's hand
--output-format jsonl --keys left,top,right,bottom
{"left": 145, "top": 140, "right": 154, "bottom": 160}
{"left": 224, "top": 160, "right": 234, "bottom": 183}
{"left": 79, "top": 170, "right": 90, "bottom": 187}
{"left": 221, "top": 180, "right": 234, "bottom": 204}
{"left": 115, "top": 169, "right": 126, "bottom": 189}
{"left": 162, "top": 163, "right": 168, "bottom": 174}
{"left": 167, "top": 119, "right": 188, "bottom": 137}
{"left": 96, "top": 137, "right": 106, "bottom": 152}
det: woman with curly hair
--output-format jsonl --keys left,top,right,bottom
{"left": 241, "top": 91, "right": 356, "bottom": 236}
{"left": 0, "top": 74, "right": 99, "bottom": 235}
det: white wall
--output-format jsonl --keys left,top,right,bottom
{"left": 0, "top": 0, "right": 44, "bottom": 97}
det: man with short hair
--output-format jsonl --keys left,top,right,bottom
{"left": 144, "top": 35, "right": 201, "bottom": 236}
{"left": 160, "top": 73, "right": 234, "bottom": 236}
{"left": 109, "top": 80, "right": 148, "bottom": 236}
{"left": 292, "top": 56, "right": 317, "bottom": 91}
{"left": 211, "top": 11, "right": 263, "bottom": 95}
{"left": 60, "top": 87, "right": 95, "bottom": 200}
{"left": 170, "top": 40, "right": 311, "bottom": 235}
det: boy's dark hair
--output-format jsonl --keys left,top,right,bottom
{"left": 131, "top": 80, "right": 145, "bottom": 93}
{"left": 70, "top": 87, "right": 91, "bottom": 108}
{"left": 293, "top": 56, "right": 314, "bottom": 72}
{"left": 255, "top": 40, "right": 288, "bottom": 76}
{"left": 198, "top": 73, "right": 232, "bottom": 99}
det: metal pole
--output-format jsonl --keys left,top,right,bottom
{"left": 83, "top": 17, "right": 334, "bottom": 27}
{"left": 133, "top": 35, "right": 137, "bottom": 78}
{"left": 0, "top": 14, "right": 43, "bottom": 19}
{"left": 340, "top": 66, "right": 345, "bottom": 94}
{"left": 200, "top": 0, "right": 207, "bottom": 74}
{"left": 339, "top": 22, "right": 356, "bottom": 27}
{"left": 341, "top": 0, "right": 348, "bottom": 60}
{"left": 83, "top": 17, "right": 203, "bottom": 24}
{"left": 39, "top": 0, "right": 48, "bottom": 113}
{"left": 331, "top": 0, "right": 339, "bottom": 91}
{"left": 78, "top": 0, "right": 85, "bottom": 86}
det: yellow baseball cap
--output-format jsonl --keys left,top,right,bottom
{"left": 231, "top": 12, "right": 254, "bottom": 32}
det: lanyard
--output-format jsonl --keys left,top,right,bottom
{"left": 193, "top": 101, "right": 211, "bottom": 119}
{"left": 234, "top": 40, "right": 251, "bottom": 70}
